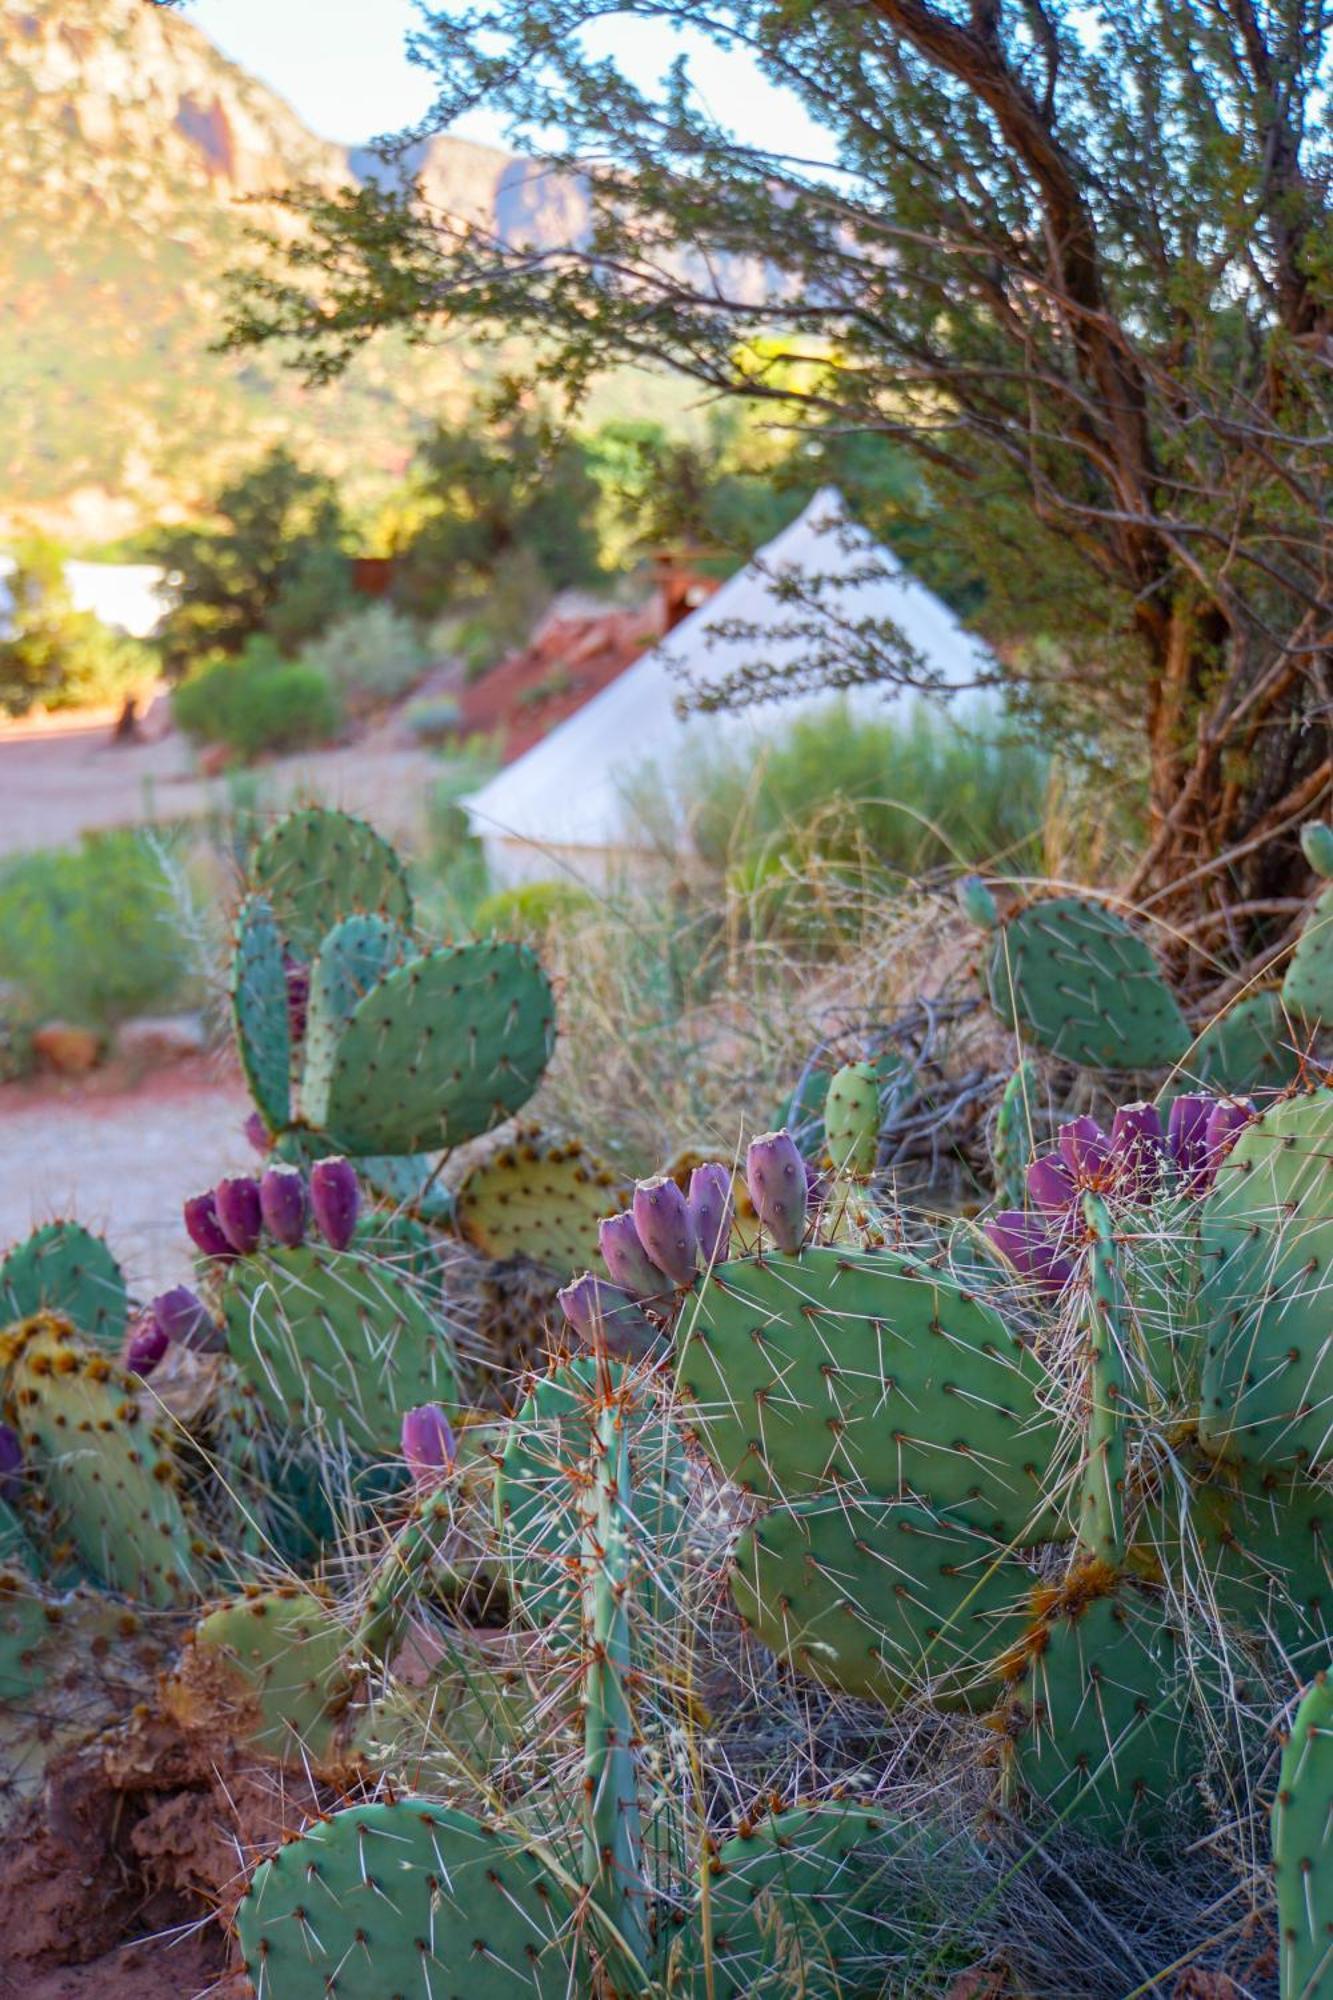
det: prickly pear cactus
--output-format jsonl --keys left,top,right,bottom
{"left": 3, "top": 1315, "right": 206, "bottom": 1605}
{"left": 300, "top": 911, "right": 415, "bottom": 1130}
{"left": 980, "top": 892, "right": 1190, "bottom": 1069}
{"left": 236, "top": 1797, "right": 581, "bottom": 1999}
{"left": 992, "top": 1060, "right": 1039, "bottom": 1208}
{"left": 456, "top": 1128, "right": 628, "bottom": 1275}
{"left": 1284, "top": 823, "right": 1333, "bottom": 1027}
{"left": 1184, "top": 987, "right": 1299, "bottom": 1096}
{"left": 822, "top": 1060, "right": 880, "bottom": 1176}
{"left": 310, "top": 940, "right": 556, "bottom": 1157}
{"left": 220, "top": 1241, "right": 459, "bottom": 1455}
{"left": 249, "top": 805, "right": 413, "bottom": 962}
{"left": 1274, "top": 1668, "right": 1333, "bottom": 2000}
{"left": 230, "top": 894, "right": 292, "bottom": 1136}
{"left": 170, "top": 1585, "right": 360, "bottom": 1768}
{"left": 0, "top": 1221, "right": 128, "bottom": 1352}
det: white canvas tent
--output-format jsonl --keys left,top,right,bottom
{"left": 461, "top": 489, "right": 994, "bottom": 885}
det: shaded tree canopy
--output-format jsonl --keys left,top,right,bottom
{"left": 227, "top": 0, "right": 1333, "bottom": 961}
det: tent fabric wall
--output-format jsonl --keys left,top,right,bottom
{"left": 461, "top": 489, "right": 993, "bottom": 886}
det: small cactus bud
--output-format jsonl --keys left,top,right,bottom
{"left": 309, "top": 1157, "right": 361, "bottom": 1251}
{"left": 0, "top": 1424, "right": 22, "bottom": 1502}
{"left": 631, "top": 1176, "right": 698, "bottom": 1287}
{"left": 983, "top": 1212, "right": 1074, "bottom": 1293}
{"left": 557, "top": 1273, "right": 659, "bottom": 1363}
{"left": 214, "top": 1175, "right": 263, "bottom": 1255}
{"left": 125, "top": 1315, "right": 169, "bottom": 1378}
{"left": 260, "top": 1164, "right": 308, "bottom": 1248}
{"left": 151, "top": 1285, "right": 222, "bottom": 1352}
{"left": 745, "top": 1130, "right": 808, "bottom": 1254}
{"left": 1026, "top": 1156, "right": 1076, "bottom": 1214}
{"left": 957, "top": 874, "right": 999, "bottom": 929}
{"left": 183, "top": 1190, "right": 235, "bottom": 1261}
{"left": 1302, "top": 821, "right": 1333, "bottom": 881}
{"left": 1108, "top": 1101, "right": 1166, "bottom": 1195}
{"left": 242, "top": 1111, "right": 273, "bottom": 1156}
{"left": 1058, "top": 1116, "right": 1110, "bottom": 1183}
{"left": 599, "top": 1211, "right": 666, "bottom": 1299}
{"left": 401, "top": 1403, "right": 457, "bottom": 1486}
{"left": 1167, "top": 1093, "right": 1213, "bottom": 1185}
{"left": 688, "top": 1162, "right": 734, "bottom": 1268}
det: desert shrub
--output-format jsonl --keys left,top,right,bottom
{"left": 0, "top": 541, "right": 155, "bottom": 717}
{"left": 401, "top": 695, "right": 461, "bottom": 743}
{"left": 299, "top": 602, "right": 428, "bottom": 711}
{"left": 0, "top": 830, "right": 199, "bottom": 1029}
{"left": 173, "top": 636, "right": 339, "bottom": 762}
{"left": 472, "top": 878, "right": 595, "bottom": 939}
{"left": 435, "top": 547, "right": 553, "bottom": 680}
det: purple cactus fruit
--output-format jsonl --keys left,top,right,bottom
{"left": 309, "top": 1156, "right": 361, "bottom": 1251}
{"left": 1203, "top": 1098, "right": 1255, "bottom": 1181}
{"left": 599, "top": 1210, "right": 666, "bottom": 1299}
{"left": 183, "top": 1190, "right": 236, "bottom": 1261}
{"left": 745, "top": 1130, "right": 808, "bottom": 1254}
{"left": 1058, "top": 1116, "right": 1111, "bottom": 1184}
{"left": 1167, "top": 1094, "right": 1213, "bottom": 1186}
{"left": 1108, "top": 1101, "right": 1167, "bottom": 1196}
{"left": 284, "top": 955, "right": 310, "bottom": 1043}
{"left": 214, "top": 1175, "right": 263, "bottom": 1255}
{"left": 688, "top": 1162, "right": 734, "bottom": 1268}
{"left": 557, "top": 1273, "right": 658, "bottom": 1363}
{"left": 401, "top": 1403, "right": 458, "bottom": 1486}
{"left": 983, "top": 1211, "right": 1075, "bottom": 1293}
{"left": 260, "top": 1164, "right": 308, "bottom": 1248}
{"left": 631, "top": 1176, "right": 699, "bottom": 1287}
{"left": 0, "top": 1424, "right": 22, "bottom": 1503}
{"left": 242, "top": 1112, "right": 273, "bottom": 1156}
{"left": 1026, "top": 1155, "right": 1076, "bottom": 1215}
{"left": 151, "top": 1285, "right": 222, "bottom": 1352}
{"left": 125, "top": 1314, "right": 169, "bottom": 1378}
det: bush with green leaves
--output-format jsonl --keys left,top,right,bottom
{"left": 0, "top": 541, "right": 155, "bottom": 718}
{"left": 0, "top": 830, "right": 198, "bottom": 1029}
{"left": 472, "top": 879, "right": 595, "bottom": 940}
{"left": 172, "top": 636, "right": 339, "bottom": 763}
{"left": 298, "top": 601, "right": 428, "bottom": 712}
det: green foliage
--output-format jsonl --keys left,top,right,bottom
{"left": 172, "top": 634, "right": 339, "bottom": 762}
{"left": 0, "top": 829, "right": 196, "bottom": 1029}
{"left": 298, "top": 600, "right": 428, "bottom": 711}
{"left": 472, "top": 878, "right": 596, "bottom": 940}
{"left": 0, "top": 540, "right": 154, "bottom": 717}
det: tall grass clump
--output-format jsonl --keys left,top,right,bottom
{"left": 298, "top": 602, "right": 429, "bottom": 713}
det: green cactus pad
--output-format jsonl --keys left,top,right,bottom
{"left": 318, "top": 940, "right": 556, "bottom": 1157}
{"left": 457, "top": 1128, "right": 628, "bottom": 1275}
{"left": 249, "top": 805, "right": 413, "bottom": 962}
{"left": 358, "top": 1152, "right": 457, "bottom": 1225}
{"left": 1284, "top": 886, "right": 1333, "bottom": 1026}
{"left": 236, "top": 1796, "right": 581, "bottom": 1999}
{"left": 496, "top": 1357, "right": 690, "bottom": 1641}
{"left": 1000, "top": 1579, "right": 1200, "bottom": 1843}
{"left": 1182, "top": 988, "right": 1300, "bottom": 1096}
{"left": 174, "top": 1586, "right": 359, "bottom": 1768}
{"left": 1199, "top": 1090, "right": 1333, "bottom": 1469}
{"left": 0, "top": 1221, "right": 128, "bottom": 1352}
{"left": 732, "top": 1495, "right": 1032, "bottom": 1711}
{"left": 986, "top": 895, "right": 1190, "bottom": 1069}
{"left": 1274, "top": 1669, "right": 1333, "bottom": 2000}
{"left": 300, "top": 911, "right": 415, "bottom": 1130}
{"left": 5, "top": 1316, "right": 206, "bottom": 1606}
{"left": 679, "top": 1247, "right": 1062, "bottom": 1541}
{"left": 1076, "top": 1194, "right": 1127, "bottom": 1567}
{"left": 230, "top": 894, "right": 292, "bottom": 1134}
{"left": 823, "top": 1061, "right": 880, "bottom": 1177}
{"left": 221, "top": 1242, "right": 459, "bottom": 1456}
{"left": 992, "top": 1061, "right": 1039, "bottom": 1210}
{"left": 678, "top": 1804, "right": 950, "bottom": 1999}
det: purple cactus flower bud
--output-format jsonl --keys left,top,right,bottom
{"left": 599, "top": 1210, "right": 666, "bottom": 1299}
{"left": 260, "top": 1164, "right": 308, "bottom": 1248}
{"left": 242, "top": 1111, "right": 273, "bottom": 1156}
{"left": 1026, "top": 1155, "right": 1077, "bottom": 1215}
{"left": 151, "top": 1285, "right": 222, "bottom": 1352}
{"left": 1058, "top": 1116, "right": 1111, "bottom": 1183}
{"left": 183, "top": 1190, "right": 236, "bottom": 1261}
{"left": 983, "top": 1211, "right": 1075, "bottom": 1293}
{"left": 1203, "top": 1098, "right": 1255, "bottom": 1182}
{"left": 1167, "top": 1094, "right": 1213, "bottom": 1186}
{"left": 284, "top": 956, "right": 310, "bottom": 1043}
{"left": 0, "top": 1424, "right": 22, "bottom": 1503}
{"left": 1108, "top": 1101, "right": 1166, "bottom": 1196}
{"left": 309, "top": 1156, "right": 361, "bottom": 1251}
{"left": 124, "top": 1315, "right": 169, "bottom": 1378}
{"left": 214, "top": 1175, "right": 263, "bottom": 1255}
{"left": 688, "top": 1162, "right": 734, "bottom": 1268}
{"left": 557, "top": 1273, "right": 659, "bottom": 1364}
{"left": 746, "top": 1130, "right": 808, "bottom": 1255}
{"left": 631, "top": 1176, "right": 699, "bottom": 1287}
{"left": 401, "top": 1403, "right": 457, "bottom": 1486}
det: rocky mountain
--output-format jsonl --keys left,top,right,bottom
{"left": 0, "top": 0, "right": 625, "bottom": 541}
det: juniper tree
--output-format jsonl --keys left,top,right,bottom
{"left": 227, "top": 0, "right": 1332, "bottom": 971}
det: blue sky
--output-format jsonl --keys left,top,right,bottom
{"left": 189, "top": 0, "right": 824, "bottom": 156}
